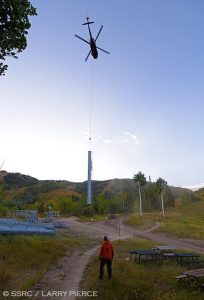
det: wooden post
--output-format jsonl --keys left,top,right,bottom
{"left": 118, "top": 224, "right": 121, "bottom": 236}
{"left": 138, "top": 182, "right": 142, "bottom": 216}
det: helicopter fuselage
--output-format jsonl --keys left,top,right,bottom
{"left": 75, "top": 18, "right": 109, "bottom": 61}
{"left": 90, "top": 37, "right": 98, "bottom": 59}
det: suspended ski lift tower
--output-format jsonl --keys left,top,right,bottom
{"left": 75, "top": 17, "right": 110, "bottom": 205}
{"left": 87, "top": 138, "right": 92, "bottom": 205}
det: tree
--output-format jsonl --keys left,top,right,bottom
{"left": 0, "top": 0, "right": 37, "bottom": 75}
{"left": 0, "top": 203, "right": 8, "bottom": 216}
{"left": 164, "top": 186, "right": 175, "bottom": 207}
{"left": 122, "top": 192, "right": 135, "bottom": 213}
{"left": 58, "top": 197, "right": 73, "bottom": 215}
{"left": 37, "top": 201, "right": 45, "bottom": 214}
{"left": 156, "top": 177, "right": 167, "bottom": 216}
{"left": 133, "top": 171, "right": 147, "bottom": 216}
{"left": 144, "top": 182, "right": 159, "bottom": 210}
{"left": 93, "top": 193, "right": 109, "bottom": 214}
{"left": 0, "top": 183, "right": 5, "bottom": 199}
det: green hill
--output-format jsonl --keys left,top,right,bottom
{"left": 0, "top": 171, "right": 195, "bottom": 216}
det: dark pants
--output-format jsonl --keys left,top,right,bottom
{"left": 100, "top": 258, "right": 112, "bottom": 279}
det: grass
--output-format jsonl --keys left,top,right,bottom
{"left": 79, "top": 239, "right": 204, "bottom": 300}
{"left": 126, "top": 197, "right": 204, "bottom": 240}
{"left": 127, "top": 213, "right": 161, "bottom": 230}
{"left": 0, "top": 232, "right": 95, "bottom": 294}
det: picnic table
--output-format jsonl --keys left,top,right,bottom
{"left": 154, "top": 245, "right": 176, "bottom": 252}
{"left": 129, "top": 249, "right": 161, "bottom": 264}
{"left": 174, "top": 253, "right": 200, "bottom": 265}
{"left": 153, "top": 245, "right": 177, "bottom": 258}
{"left": 183, "top": 268, "right": 204, "bottom": 278}
{"left": 176, "top": 268, "right": 204, "bottom": 282}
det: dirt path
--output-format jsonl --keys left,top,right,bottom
{"left": 121, "top": 223, "right": 204, "bottom": 254}
{"left": 34, "top": 246, "right": 99, "bottom": 300}
{"left": 34, "top": 218, "right": 131, "bottom": 300}
{"left": 146, "top": 221, "right": 160, "bottom": 232}
{"left": 35, "top": 217, "right": 204, "bottom": 299}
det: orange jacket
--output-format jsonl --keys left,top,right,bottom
{"left": 100, "top": 240, "right": 114, "bottom": 260}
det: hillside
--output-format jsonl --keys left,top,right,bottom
{"left": 194, "top": 187, "right": 204, "bottom": 200}
{"left": 0, "top": 171, "right": 193, "bottom": 195}
{"left": 0, "top": 171, "right": 195, "bottom": 215}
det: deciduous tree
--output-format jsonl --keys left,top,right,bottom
{"left": 156, "top": 177, "right": 167, "bottom": 216}
{"left": 0, "top": 0, "right": 37, "bottom": 75}
{"left": 133, "top": 171, "right": 147, "bottom": 216}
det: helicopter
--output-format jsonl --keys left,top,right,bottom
{"left": 75, "top": 17, "right": 110, "bottom": 61}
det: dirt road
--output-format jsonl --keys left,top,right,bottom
{"left": 35, "top": 217, "right": 204, "bottom": 300}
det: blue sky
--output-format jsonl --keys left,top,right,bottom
{"left": 0, "top": 0, "right": 204, "bottom": 187}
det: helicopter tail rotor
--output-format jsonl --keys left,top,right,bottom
{"left": 82, "top": 17, "right": 94, "bottom": 26}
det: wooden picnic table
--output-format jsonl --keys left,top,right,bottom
{"left": 129, "top": 249, "right": 160, "bottom": 264}
{"left": 183, "top": 268, "right": 204, "bottom": 278}
{"left": 174, "top": 253, "right": 200, "bottom": 265}
{"left": 176, "top": 268, "right": 204, "bottom": 283}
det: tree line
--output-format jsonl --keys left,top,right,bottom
{"left": 0, "top": 171, "right": 195, "bottom": 218}
{"left": 133, "top": 171, "right": 168, "bottom": 217}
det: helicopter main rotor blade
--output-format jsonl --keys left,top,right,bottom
{"left": 95, "top": 25, "right": 103, "bottom": 42}
{"left": 85, "top": 50, "right": 91, "bottom": 62}
{"left": 96, "top": 46, "right": 110, "bottom": 54}
{"left": 0, "top": 159, "right": 5, "bottom": 171}
{"left": 75, "top": 35, "right": 90, "bottom": 45}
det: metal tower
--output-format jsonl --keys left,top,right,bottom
{"left": 87, "top": 149, "right": 92, "bottom": 205}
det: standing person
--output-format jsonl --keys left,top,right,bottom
{"left": 99, "top": 235, "right": 114, "bottom": 280}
